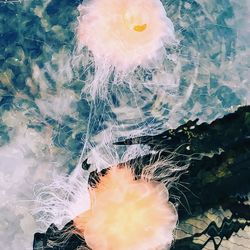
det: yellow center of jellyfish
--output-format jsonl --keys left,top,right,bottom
{"left": 133, "top": 23, "right": 147, "bottom": 32}
{"left": 124, "top": 11, "right": 147, "bottom": 32}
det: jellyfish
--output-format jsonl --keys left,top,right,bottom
{"left": 74, "top": 166, "right": 177, "bottom": 250}
{"left": 77, "top": 0, "right": 176, "bottom": 98}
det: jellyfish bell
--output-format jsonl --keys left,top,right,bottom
{"left": 77, "top": 0, "right": 176, "bottom": 73}
{"left": 74, "top": 166, "right": 177, "bottom": 250}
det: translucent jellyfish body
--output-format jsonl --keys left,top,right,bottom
{"left": 74, "top": 167, "right": 177, "bottom": 250}
{"left": 77, "top": 0, "right": 176, "bottom": 97}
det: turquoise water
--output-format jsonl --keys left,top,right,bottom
{"left": 0, "top": 0, "right": 249, "bottom": 249}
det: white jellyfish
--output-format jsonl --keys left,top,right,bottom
{"left": 77, "top": 0, "right": 176, "bottom": 98}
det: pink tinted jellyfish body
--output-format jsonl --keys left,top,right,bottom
{"left": 77, "top": 0, "right": 176, "bottom": 97}
{"left": 74, "top": 167, "right": 177, "bottom": 250}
